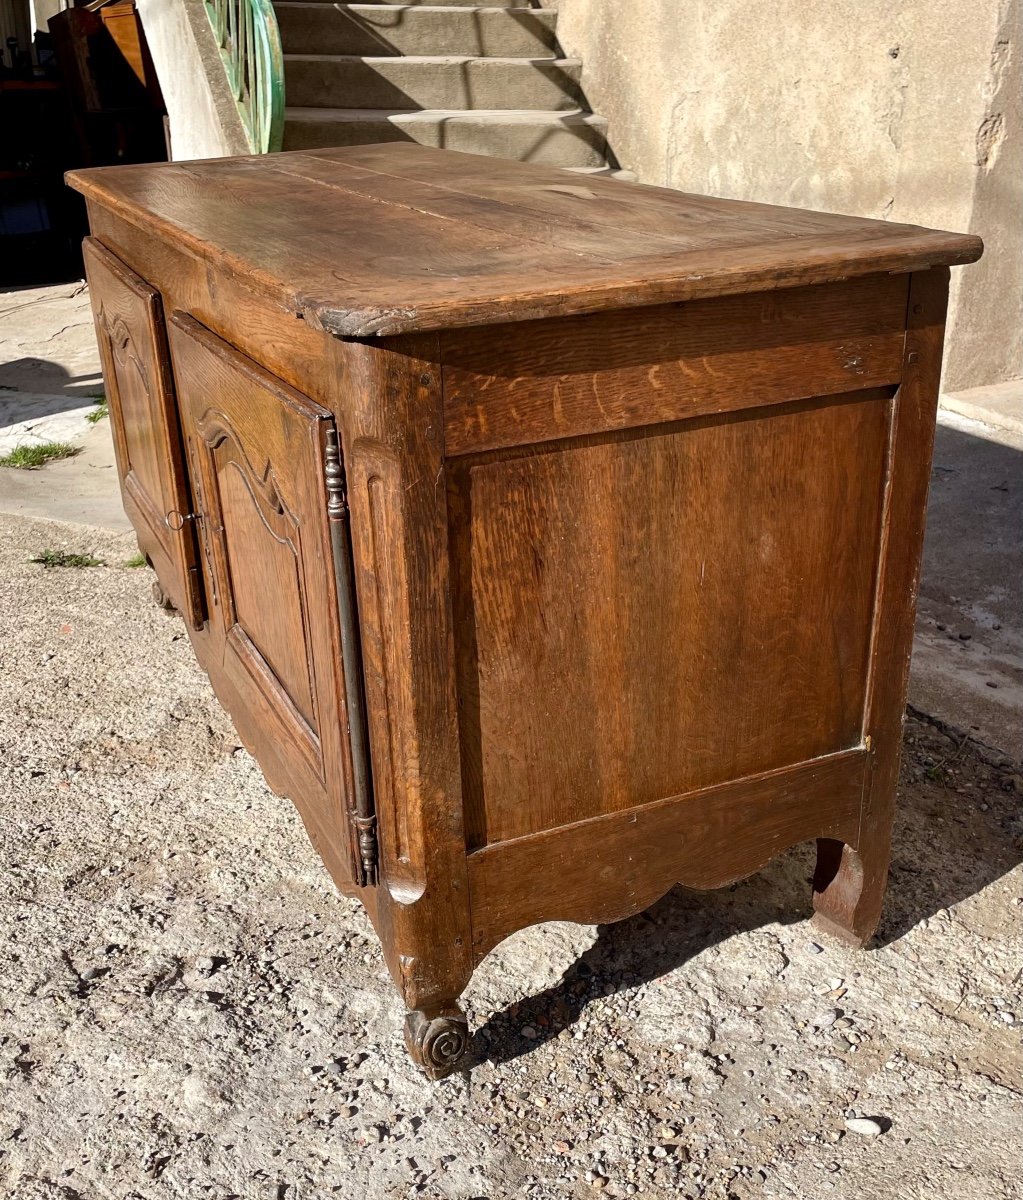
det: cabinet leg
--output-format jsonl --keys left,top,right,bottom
{"left": 403, "top": 1002, "right": 469, "bottom": 1080}
{"left": 811, "top": 836, "right": 889, "bottom": 948}
{"left": 145, "top": 554, "right": 177, "bottom": 615}
{"left": 151, "top": 579, "right": 177, "bottom": 614}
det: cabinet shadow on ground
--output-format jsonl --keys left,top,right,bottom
{"left": 467, "top": 713, "right": 1022, "bottom": 1070}
{"left": 912, "top": 419, "right": 1022, "bottom": 755}
{"left": 0, "top": 357, "right": 106, "bottom": 407}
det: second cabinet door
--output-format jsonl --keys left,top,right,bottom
{"left": 167, "top": 313, "right": 366, "bottom": 887}
{"left": 83, "top": 237, "right": 204, "bottom": 628}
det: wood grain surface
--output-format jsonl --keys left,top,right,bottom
{"left": 442, "top": 274, "right": 908, "bottom": 455}
{"left": 335, "top": 336, "right": 476, "bottom": 1011}
{"left": 67, "top": 143, "right": 981, "bottom": 337}
{"left": 813, "top": 268, "right": 952, "bottom": 945}
{"left": 448, "top": 389, "right": 891, "bottom": 848}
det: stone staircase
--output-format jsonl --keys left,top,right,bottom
{"left": 274, "top": 0, "right": 627, "bottom": 174}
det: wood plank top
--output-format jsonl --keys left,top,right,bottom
{"left": 67, "top": 143, "right": 983, "bottom": 337}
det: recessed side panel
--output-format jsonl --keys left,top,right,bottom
{"left": 449, "top": 390, "right": 892, "bottom": 850}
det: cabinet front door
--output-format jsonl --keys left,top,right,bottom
{"left": 83, "top": 238, "right": 204, "bottom": 627}
{"left": 167, "top": 313, "right": 368, "bottom": 888}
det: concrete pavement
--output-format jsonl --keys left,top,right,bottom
{"left": 913, "top": 404, "right": 1022, "bottom": 756}
{"left": 2, "top": 507, "right": 1020, "bottom": 1198}
{"left": 0, "top": 281, "right": 105, "bottom": 400}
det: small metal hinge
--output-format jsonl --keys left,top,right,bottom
{"left": 352, "top": 813, "right": 378, "bottom": 888}
{"left": 324, "top": 426, "right": 348, "bottom": 521}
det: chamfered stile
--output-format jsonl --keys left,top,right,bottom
{"left": 336, "top": 335, "right": 475, "bottom": 1050}
{"left": 813, "top": 267, "right": 951, "bottom": 945}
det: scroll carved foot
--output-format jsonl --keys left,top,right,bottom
{"left": 403, "top": 1004, "right": 468, "bottom": 1080}
{"left": 151, "top": 580, "right": 177, "bottom": 614}
{"left": 812, "top": 837, "right": 889, "bottom": 948}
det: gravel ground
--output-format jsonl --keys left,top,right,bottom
{"left": 1, "top": 513, "right": 1021, "bottom": 1200}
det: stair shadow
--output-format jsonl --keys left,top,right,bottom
{"left": 283, "top": 57, "right": 584, "bottom": 114}
{"left": 279, "top": 0, "right": 620, "bottom": 168}
{"left": 285, "top": 4, "right": 560, "bottom": 59}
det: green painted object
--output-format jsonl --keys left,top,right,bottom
{"left": 205, "top": 0, "right": 284, "bottom": 153}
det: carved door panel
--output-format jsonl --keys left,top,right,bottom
{"left": 166, "top": 313, "right": 373, "bottom": 887}
{"left": 83, "top": 237, "right": 203, "bottom": 627}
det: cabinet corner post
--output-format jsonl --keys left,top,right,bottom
{"left": 335, "top": 334, "right": 474, "bottom": 1016}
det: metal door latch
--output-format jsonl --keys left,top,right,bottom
{"left": 164, "top": 509, "right": 201, "bottom": 532}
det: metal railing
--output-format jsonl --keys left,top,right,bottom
{"left": 205, "top": 0, "right": 284, "bottom": 153}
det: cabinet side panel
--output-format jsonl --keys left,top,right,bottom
{"left": 450, "top": 390, "right": 892, "bottom": 849}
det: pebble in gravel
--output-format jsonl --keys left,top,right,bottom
{"left": 845, "top": 1117, "right": 885, "bottom": 1138}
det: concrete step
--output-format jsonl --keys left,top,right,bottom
{"left": 274, "top": 3, "right": 559, "bottom": 58}
{"left": 283, "top": 0, "right": 531, "bottom": 5}
{"left": 565, "top": 166, "right": 637, "bottom": 181}
{"left": 284, "top": 55, "right": 583, "bottom": 111}
{"left": 282, "top": 108, "right": 610, "bottom": 166}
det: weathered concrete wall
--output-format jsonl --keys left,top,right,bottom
{"left": 950, "top": 13, "right": 1022, "bottom": 390}
{"left": 544, "top": 0, "right": 1022, "bottom": 390}
{"left": 136, "top": 0, "right": 248, "bottom": 162}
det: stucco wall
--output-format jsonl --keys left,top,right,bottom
{"left": 544, "top": 0, "right": 1021, "bottom": 390}
{"left": 136, "top": 0, "right": 248, "bottom": 162}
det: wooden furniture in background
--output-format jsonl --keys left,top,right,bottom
{"left": 68, "top": 144, "right": 982, "bottom": 1078}
{"left": 49, "top": 0, "right": 165, "bottom": 168}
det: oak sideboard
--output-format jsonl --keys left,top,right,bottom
{"left": 68, "top": 144, "right": 982, "bottom": 1079}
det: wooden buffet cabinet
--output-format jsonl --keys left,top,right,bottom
{"left": 68, "top": 144, "right": 981, "bottom": 1078}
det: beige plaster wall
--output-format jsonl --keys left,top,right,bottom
{"left": 544, "top": 0, "right": 1021, "bottom": 390}
{"left": 136, "top": 0, "right": 248, "bottom": 162}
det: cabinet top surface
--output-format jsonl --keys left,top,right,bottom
{"left": 68, "top": 143, "right": 981, "bottom": 338}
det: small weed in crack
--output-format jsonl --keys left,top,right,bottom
{"left": 31, "top": 548, "right": 104, "bottom": 569}
{"left": 85, "top": 396, "right": 108, "bottom": 424}
{"left": 0, "top": 441, "right": 80, "bottom": 469}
